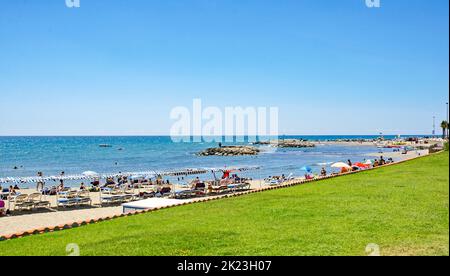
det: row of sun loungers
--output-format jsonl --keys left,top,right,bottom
{"left": 100, "top": 186, "right": 139, "bottom": 206}
{"left": 264, "top": 173, "right": 296, "bottom": 186}
{"left": 174, "top": 183, "right": 206, "bottom": 199}
{"left": 4, "top": 180, "right": 254, "bottom": 213}
{"left": 173, "top": 182, "right": 252, "bottom": 199}
{"left": 8, "top": 193, "right": 51, "bottom": 211}
{"left": 57, "top": 190, "right": 92, "bottom": 208}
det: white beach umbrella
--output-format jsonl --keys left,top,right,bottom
{"left": 331, "top": 162, "right": 351, "bottom": 169}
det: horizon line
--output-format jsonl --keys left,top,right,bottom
{"left": 0, "top": 134, "right": 436, "bottom": 137}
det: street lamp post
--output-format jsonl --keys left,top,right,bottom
{"left": 447, "top": 102, "right": 449, "bottom": 138}
{"left": 433, "top": 116, "right": 436, "bottom": 136}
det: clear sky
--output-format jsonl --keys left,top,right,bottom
{"left": 0, "top": 0, "right": 448, "bottom": 136}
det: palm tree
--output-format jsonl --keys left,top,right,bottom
{"left": 441, "top": 121, "right": 449, "bottom": 139}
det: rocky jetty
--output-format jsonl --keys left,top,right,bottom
{"left": 253, "top": 139, "right": 315, "bottom": 148}
{"left": 198, "top": 146, "right": 260, "bottom": 156}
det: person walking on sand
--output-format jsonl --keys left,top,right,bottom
{"left": 36, "top": 171, "right": 45, "bottom": 191}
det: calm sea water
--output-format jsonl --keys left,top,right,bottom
{"left": 0, "top": 135, "right": 417, "bottom": 188}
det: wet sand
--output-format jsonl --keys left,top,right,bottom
{"left": 364, "top": 149, "right": 429, "bottom": 160}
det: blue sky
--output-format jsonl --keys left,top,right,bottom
{"left": 0, "top": 0, "right": 448, "bottom": 135}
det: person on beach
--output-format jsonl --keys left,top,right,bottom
{"left": 373, "top": 159, "right": 379, "bottom": 167}
{"left": 321, "top": 167, "right": 327, "bottom": 177}
{"left": 57, "top": 182, "right": 64, "bottom": 192}
{"left": 347, "top": 159, "right": 352, "bottom": 167}
{"left": 191, "top": 177, "right": 200, "bottom": 185}
{"left": 37, "top": 181, "right": 44, "bottom": 191}
{"left": 91, "top": 178, "right": 100, "bottom": 187}
{"left": 59, "top": 171, "right": 65, "bottom": 187}
{"left": 0, "top": 199, "right": 6, "bottom": 217}
{"left": 80, "top": 182, "right": 86, "bottom": 190}
{"left": 36, "top": 172, "right": 45, "bottom": 191}
{"left": 9, "top": 186, "right": 17, "bottom": 195}
{"left": 380, "top": 156, "right": 386, "bottom": 165}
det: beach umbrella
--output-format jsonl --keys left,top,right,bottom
{"left": 331, "top": 162, "right": 351, "bottom": 169}
{"left": 354, "top": 162, "right": 369, "bottom": 169}
{"left": 300, "top": 166, "right": 312, "bottom": 173}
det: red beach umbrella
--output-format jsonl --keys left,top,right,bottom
{"left": 354, "top": 162, "right": 369, "bottom": 169}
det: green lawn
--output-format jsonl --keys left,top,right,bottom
{"left": 1, "top": 152, "right": 448, "bottom": 256}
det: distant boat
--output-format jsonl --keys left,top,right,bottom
{"left": 99, "top": 144, "right": 112, "bottom": 148}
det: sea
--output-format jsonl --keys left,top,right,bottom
{"left": 0, "top": 135, "right": 423, "bottom": 188}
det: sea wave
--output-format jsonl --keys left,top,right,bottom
{"left": 315, "top": 162, "right": 334, "bottom": 166}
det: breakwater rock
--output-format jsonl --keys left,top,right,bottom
{"left": 198, "top": 146, "right": 260, "bottom": 156}
{"left": 253, "top": 139, "right": 315, "bottom": 148}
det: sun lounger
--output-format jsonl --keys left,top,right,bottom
{"left": 10, "top": 194, "right": 34, "bottom": 211}
{"left": 233, "top": 182, "right": 251, "bottom": 191}
{"left": 27, "top": 192, "right": 51, "bottom": 209}
{"left": 139, "top": 191, "right": 156, "bottom": 199}
{"left": 100, "top": 187, "right": 133, "bottom": 205}
{"left": 173, "top": 182, "right": 206, "bottom": 199}
{"left": 227, "top": 182, "right": 251, "bottom": 192}
{"left": 174, "top": 189, "right": 195, "bottom": 199}
{"left": 57, "top": 191, "right": 79, "bottom": 207}
{"left": 75, "top": 190, "right": 92, "bottom": 206}
{"left": 157, "top": 186, "right": 172, "bottom": 197}
{"left": 114, "top": 186, "right": 135, "bottom": 202}
{"left": 265, "top": 179, "right": 283, "bottom": 186}
{"left": 58, "top": 190, "right": 93, "bottom": 207}
{"left": 210, "top": 185, "right": 229, "bottom": 195}
{"left": 123, "top": 187, "right": 139, "bottom": 200}
{"left": 192, "top": 182, "right": 206, "bottom": 196}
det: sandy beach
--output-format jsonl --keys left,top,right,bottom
{"left": 364, "top": 149, "right": 429, "bottom": 159}
{"left": 0, "top": 180, "right": 269, "bottom": 237}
